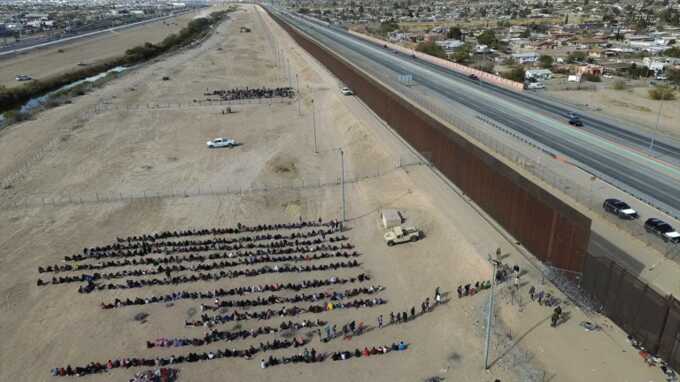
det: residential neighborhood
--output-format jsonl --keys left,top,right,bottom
{"left": 290, "top": 0, "right": 680, "bottom": 93}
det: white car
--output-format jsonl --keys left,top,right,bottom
{"left": 340, "top": 87, "right": 353, "bottom": 96}
{"left": 206, "top": 138, "right": 236, "bottom": 148}
{"left": 15, "top": 74, "right": 32, "bottom": 81}
{"left": 527, "top": 82, "right": 545, "bottom": 89}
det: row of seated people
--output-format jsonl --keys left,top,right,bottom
{"left": 186, "top": 297, "right": 387, "bottom": 327}
{"left": 42, "top": 251, "right": 361, "bottom": 282}
{"left": 67, "top": 231, "right": 347, "bottom": 262}
{"left": 62, "top": 241, "right": 353, "bottom": 266}
{"left": 262, "top": 342, "right": 407, "bottom": 368}
{"left": 47, "top": 249, "right": 359, "bottom": 274}
{"left": 50, "top": 340, "right": 297, "bottom": 377}
{"left": 128, "top": 368, "right": 178, "bottom": 382}
{"left": 456, "top": 281, "right": 492, "bottom": 298}
{"left": 43, "top": 259, "right": 361, "bottom": 290}
{"left": 100, "top": 273, "right": 373, "bottom": 308}
{"left": 195, "top": 288, "right": 381, "bottom": 313}
{"left": 199, "top": 286, "right": 384, "bottom": 311}
{"left": 116, "top": 219, "right": 342, "bottom": 244}
{"left": 149, "top": 319, "right": 326, "bottom": 349}
{"left": 204, "top": 86, "right": 296, "bottom": 101}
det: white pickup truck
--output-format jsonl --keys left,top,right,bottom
{"left": 384, "top": 226, "right": 422, "bottom": 246}
{"left": 206, "top": 138, "right": 236, "bottom": 148}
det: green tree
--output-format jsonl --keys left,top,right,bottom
{"left": 566, "top": 51, "right": 587, "bottom": 63}
{"left": 452, "top": 42, "right": 473, "bottom": 63}
{"left": 447, "top": 26, "right": 462, "bottom": 40}
{"left": 538, "top": 54, "right": 554, "bottom": 68}
{"left": 379, "top": 20, "right": 399, "bottom": 35}
{"left": 416, "top": 41, "right": 448, "bottom": 59}
{"left": 477, "top": 29, "right": 498, "bottom": 47}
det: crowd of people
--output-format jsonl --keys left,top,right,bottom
{"left": 185, "top": 296, "right": 387, "bottom": 327}
{"left": 261, "top": 342, "right": 407, "bottom": 368}
{"left": 41, "top": 219, "right": 405, "bottom": 378}
{"left": 528, "top": 286, "right": 561, "bottom": 307}
{"left": 456, "top": 281, "right": 491, "bottom": 298}
{"left": 204, "top": 86, "right": 295, "bottom": 101}
{"left": 70, "top": 259, "right": 361, "bottom": 293}
{"left": 51, "top": 342, "right": 299, "bottom": 377}
{"left": 100, "top": 274, "right": 374, "bottom": 309}
{"left": 128, "top": 368, "right": 178, "bottom": 382}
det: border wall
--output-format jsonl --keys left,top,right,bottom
{"left": 582, "top": 252, "right": 680, "bottom": 369}
{"left": 268, "top": 10, "right": 591, "bottom": 274}
{"left": 270, "top": 9, "right": 680, "bottom": 370}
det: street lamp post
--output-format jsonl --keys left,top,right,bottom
{"left": 312, "top": 99, "right": 318, "bottom": 154}
{"left": 484, "top": 256, "right": 501, "bottom": 370}
{"left": 339, "top": 148, "right": 346, "bottom": 222}
{"left": 649, "top": 97, "right": 664, "bottom": 154}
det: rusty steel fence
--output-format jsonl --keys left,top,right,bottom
{"left": 270, "top": 11, "right": 591, "bottom": 274}
{"left": 582, "top": 252, "right": 680, "bottom": 370}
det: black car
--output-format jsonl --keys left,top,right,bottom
{"left": 568, "top": 115, "right": 583, "bottom": 126}
{"left": 645, "top": 218, "right": 680, "bottom": 243}
{"left": 603, "top": 198, "right": 639, "bottom": 219}
{"left": 469, "top": 74, "right": 479, "bottom": 80}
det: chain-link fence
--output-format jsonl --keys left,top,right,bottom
{"left": 2, "top": 157, "right": 426, "bottom": 210}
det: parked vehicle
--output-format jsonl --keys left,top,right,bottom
{"left": 603, "top": 198, "right": 639, "bottom": 219}
{"left": 384, "top": 226, "right": 422, "bottom": 246}
{"left": 527, "top": 82, "right": 545, "bottom": 89}
{"left": 206, "top": 138, "right": 236, "bottom": 148}
{"left": 644, "top": 218, "right": 680, "bottom": 244}
{"left": 340, "top": 87, "right": 353, "bottom": 96}
{"left": 15, "top": 74, "right": 32, "bottom": 81}
{"left": 468, "top": 74, "right": 479, "bottom": 80}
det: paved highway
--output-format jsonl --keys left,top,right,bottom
{"left": 272, "top": 9, "right": 680, "bottom": 218}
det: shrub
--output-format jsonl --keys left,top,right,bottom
{"left": 612, "top": 79, "right": 627, "bottom": 90}
{"left": 581, "top": 73, "right": 601, "bottom": 82}
{"left": 501, "top": 66, "right": 526, "bottom": 82}
{"left": 649, "top": 85, "right": 676, "bottom": 100}
{"left": 415, "top": 41, "right": 447, "bottom": 59}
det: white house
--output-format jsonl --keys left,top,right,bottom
{"left": 525, "top": 69, "right": 553, "bottom": 80}
{"left": 512, "top": 52, "right": 540, "bottom": 64}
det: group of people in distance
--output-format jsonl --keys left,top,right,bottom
{"left": 99, "top": 273, "right": 373, "bottom": 309}
{"left": 51, "top": 343, "right": 289, "bottom": 377}
{"left": 44, "top": 219, "right": 405, "bottom": 378}
{"left": 204, "top": 86, "right": 295, "bottom": 101}
{"left": 184, "top": 296, "right": 387, "bottom": 327}
{"left": 261, "top": 342, "right": 408, "bottom": 368}
{"left": 456, "top": 281, "right": 492, "bottom": 298}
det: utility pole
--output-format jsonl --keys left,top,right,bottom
{"left": 649, "top": 97, "right": 664, "bottom": 154}
{"left": 312, "top": 99, "right": 318, "bottom": 154}
{"left": 484, "top": 256, "right": 501, "bottom": 370}
{"left": 339, "top": 148, "right": 346, "bottom": 221}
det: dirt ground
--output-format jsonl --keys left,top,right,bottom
{"left": 546, "top": 78, "right": 680, "bottom": 139}
{"left": 0, "top": 7, "right": 216, "bottom": 89}
{"left": 0, "top": 5, "right": 667, "bottom": 382}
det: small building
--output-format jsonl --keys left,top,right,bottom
{"left": 525, "top": 69, "right": 553, "bottom": 81}
{"left": 512, "top": 52, "right": 540, "bottom": 64}
{"left": 575, "top": 64, "right": 603, "bottom": 77}
{"left": 381, "top": 209, "right": 402, "bottom": 230}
